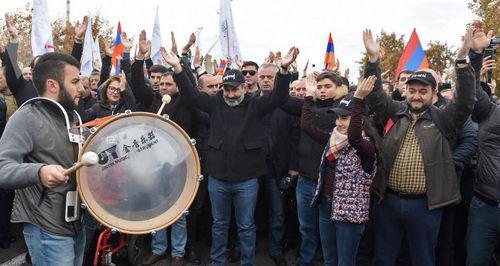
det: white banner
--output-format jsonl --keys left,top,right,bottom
{"left": 219, "top": 0, "right": 241, "bottom": 61}
{"left": 31, "top": 0, "right": 54, "bottom": 57}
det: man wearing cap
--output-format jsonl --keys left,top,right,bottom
{"left": 361, "top": 29, "right": 476, "bottom": 265}
{"left": 162, "top": 48, "right": 298, "bottom": 266}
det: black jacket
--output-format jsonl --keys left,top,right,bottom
{"left": 280, "top": 97, "right": 339, "bottom": 180}
{"left": 130, "top": 60, "right": 194, "bottom": 134}
{"left": 365, "top": 59, "right": 476, "bottom": 210}
{"left": 174, "top": 70, "right": 290, "bottom": 182}
{"left": 470, "top": 50, "right": 500, "bottom": 202}
{"left": 78, "top": 89, "right": 137, "bottom": 122}
{"left": 262, "top": 106, "right": 300, "bottom": 179}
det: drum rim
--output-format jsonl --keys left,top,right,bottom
{"left": 77, "top": 112, "right": 200, "bottom": 234}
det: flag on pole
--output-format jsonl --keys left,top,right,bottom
{"left": 151, "top": 6, "right": 163, "bottom": 65}
{"left": 219, "top": 0, "right": 241, "bottom": 61}
{"left": 80, "top": 16, "right": 94, "bottom": 76}
{"left": 217, "top": 59, "right": 227, "bottom": 75}
{"left": 395, "top": 29, "right": 429, "bottom": 80}
{"left": 31, "top": 0, "right": 54, "bottom": 57}
{"left": 92, "top": 37, "right": 102, "bottom": 70}
{"left": 324, "top": 33, "right": 335, "bottom": 71}
{"left": 112, "top": 22, "right": 124, "bottom": 75}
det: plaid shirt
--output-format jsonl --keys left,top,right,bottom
{"left": 388, "top": 117, "right": 426, "bottom": 194}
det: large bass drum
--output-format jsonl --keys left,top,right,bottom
{"left": 77, "top": 112, "right": 200, "bottom": 234}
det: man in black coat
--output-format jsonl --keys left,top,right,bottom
{"left": 164, "top": 47, "right": 298, "bottom": 266}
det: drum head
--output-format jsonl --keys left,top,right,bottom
{"left": 77, "top": 112, "right": 200, "bottom": 234}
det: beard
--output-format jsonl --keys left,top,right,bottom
{"left": 408, "top": 99, "right": 432, "bottom": 114}
{"left": 58, "top": 84, "right": 78, "bottom": 112}
{"left": 223, "top": 93, "right": 245, "bottom": 107}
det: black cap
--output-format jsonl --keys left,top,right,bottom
{"left": 406, "top": 71, "right": 437, "bottom": 88}
{"left": 328, "top": 94, "right": 354, "bottom": 116}
{"left": 222, "top": 69, "right": 245, "bottom": 87}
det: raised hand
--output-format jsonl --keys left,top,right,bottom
{"left": 5, "top": 14, "right": 18, "bottom": 43}
{"left": 265, "top": 52, "right": 275, "bottom": 64}
{"left": 204, "top": 54, "right": 213, "bottom": 74}
{"left": 274, "top": 51, "right": 283, "bottom": 68}
{"left": 344, "top": 68, "right": 350, "bottom": 80}
{"left": 235, "top": 55, "right": 243, "bottom": 70}
{"left": 363, "top": 29, "right": 380, "bottom": 63}
{"left": 457, "top": 27, "right": 475, "bottom": 60}
{"left": 471, "top": 21, "right": 493, "bottom": 54}
{"left": 119, "top": 71, "right": 127, "bottom": 91}
{"left": 138, "top": 30, "right": 151, "bottom": 59}
{"left": 160, "top": 47, "right": 181, "bottom": 73}
{"left": 171, "top": 31, "right": 179, "bottom": 55}
{"left": 354, "top": 75, "right": 377, "bottom": 99}
{"left": 194, "top": 46, "right": 202, "bottom": 68}
{"left": 121, "top": 32, "right": 133, "bottom": 53}
{"left": 305, "top": 74, "right": 317, "bottom": 99}
{"left": 74, "top": 16, "right": 89, "bottom": 43}
{"left": 102, "top": 37, "right": 114, "bottom": 57}
{"left": 303, "top": 59, "right": 309, "bottom": 76}
{"left": 281, "top": 47, "right": 299, "bottom": 69}
{"left": 182, "top": 32, "right": 196, "bottom": 54}
{"left": 290, "top": 60, "right": 298, "bottom": 73}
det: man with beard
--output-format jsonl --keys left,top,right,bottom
{"left": 164, "top": 47, "right": 298, "bottom": 266}
{"left": 0, "top": 52, "right": 86, "bottom": 265}
{"left": 361, "top": 28, "right": 476, "bottom": 265}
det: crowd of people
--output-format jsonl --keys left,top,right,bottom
{"left": 0, "top": 14, "right": 499, "bottom": 266}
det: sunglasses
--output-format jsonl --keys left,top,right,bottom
{"left": 242, "top": 70, "right": 256, "bottom": 76}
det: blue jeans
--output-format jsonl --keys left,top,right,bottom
{"left": 319, "top": 196, "right": 365, "bottom": 266}
{"left": 151, "top": 213, "right": 187, "bottom": 257}
{"left": 23, "top": 223, "right": 86, "bottom": 266}
{"left": 466, "top": 196, "right": 500, "bottom": 266}
{"left": 208, "top": 176, "right": 259, "bottom": 266}
{"left": 259, "top": 175, "right": 285, "bottom": 257}
{"left": 373, "top": 192, "right": 443, "bottom": 266}
{"left": 296, "top": 176, "right": 320, "bottom": 266}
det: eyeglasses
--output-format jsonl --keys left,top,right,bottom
{"left": 242, "top": 70, "right": 256, "bottom": 76}
{"left": 108, "top": 86, "right": 121, "bottom": 93}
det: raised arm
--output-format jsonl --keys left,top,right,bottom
{"left": 71, "top": 16, "right": 88, "bottom": 62}
{"left": 350, "top": 76, "right": 377, "bottom": 173}
{"left": 163, "top": 47, "right": 215, "bottom": 113}
{"left": 300, "top": 74, "right": 330, "bottom": 144}
{"left": 441, "top": 28, "right": 477, "bottom": 128}
{"left": 362, "top": 29, "right": 403, "bottom": 124}
{"left": 468, "top": 23, "right": 495, "bottom": 123}
{"left": 129, "top": 30, "right": 155, "bottom": 108}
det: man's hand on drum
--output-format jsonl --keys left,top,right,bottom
{"left": 160, "top": 46, "right": 182, "bottom": 74}
{"left": 39, "top": 165, "right": 69, "bottom": 189}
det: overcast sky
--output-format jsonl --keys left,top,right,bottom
{"left": 2, "top": 0, "right": 477, "bottom": 80}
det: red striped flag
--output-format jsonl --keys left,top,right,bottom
{"left": 395, "top": 29, "right": 429, "bottom": 80}
{"left": 324, "top": 33, "right": 335, "bottom": 70}
{"left": 112, "top": 22, "right": 124, "bottom": 75}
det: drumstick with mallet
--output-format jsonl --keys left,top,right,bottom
{"left": 63, "top": 152, "right": 99, "bottom": 176}
{"left": 157, "top": 95, "right": 172, "bottom": 115}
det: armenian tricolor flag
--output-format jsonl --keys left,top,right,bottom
{"left": 112, "top": 22, "right": 124, "bottom": 75}
{"left": 324, "top": 33, "right": 335, "bottom": 71}
{"left": 217, "top": 59, "right": 227, "bottom": 75}
{"left": 395, "top": 29, "right": 429, "bottom": 80}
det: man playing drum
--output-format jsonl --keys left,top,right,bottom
{"left": 0, "top": 52, "right": 86, "bottom": 266}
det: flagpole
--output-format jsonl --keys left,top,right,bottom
{"left": 205, "top": 36, "right": 219, "bottom": 57}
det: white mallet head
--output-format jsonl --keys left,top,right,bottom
{"left": 162, "top": 95, "right": 171, "bottom": 104}
{"left": 81, "top": 152, "right": 99, "bottom": 166}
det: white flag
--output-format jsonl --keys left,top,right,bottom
{"left": 31, "top": 0, "right": 54, "bottom": 57}
{"left": 92, "top": 37, "right": 102, "bottom": 70}
{"left": 80, "top": 16, "right": 94, "bottom": 76}
{"left": 150, "top": 6, "right": 163, "bottom": 65}
{"left": 219, "top": 0, "right": 241, "bottom": 60}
